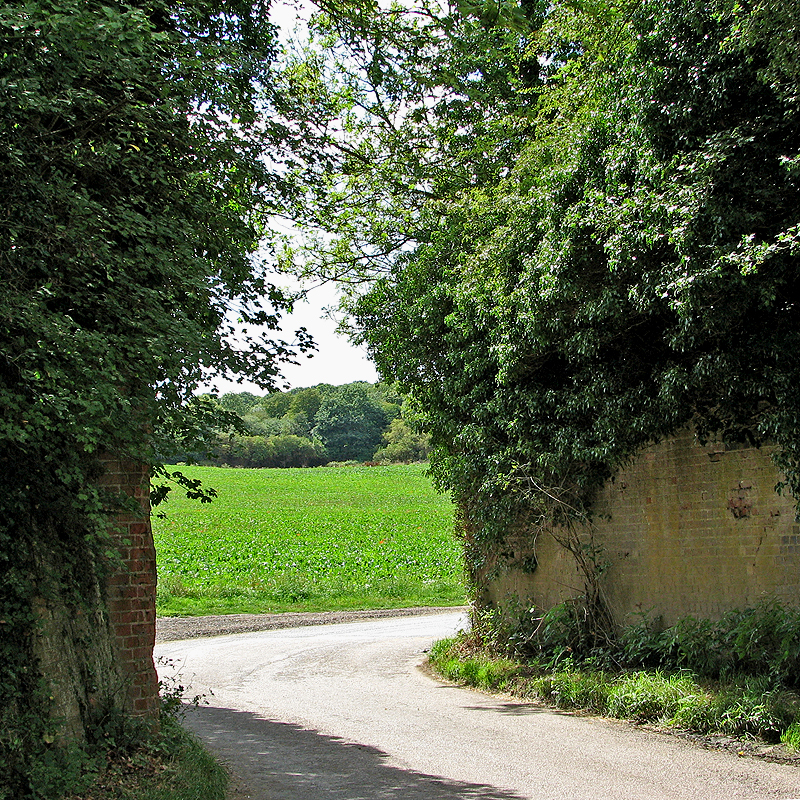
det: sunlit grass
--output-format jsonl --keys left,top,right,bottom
{"left": 429, "top": 636, "right": 800, "bottom": 745}
{"left": 153, "top": 463, "right": 465, "bottom": 615}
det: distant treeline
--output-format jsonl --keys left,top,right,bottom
{"left": 173, "top": 382, "right": 430, "bottom": 468}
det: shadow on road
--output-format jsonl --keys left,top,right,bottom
{"left": 182, "top": 704, "right": 529, "bottom": 800}
{"left": 459, "top": 702, "right": 550, "bottom": 717}
{"left": 458, "top": 701, "right": 576, "bottom": 718}
{"left": 425, "top": 680, "right": 573, "bottom": 718}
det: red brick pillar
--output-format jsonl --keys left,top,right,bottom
{"left": 99, "top": 455, "right": 159, "bottom": 722}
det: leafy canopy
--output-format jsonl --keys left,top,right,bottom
{"left": 282, "top": 0, "right": 800, "bottom": 533}
{"left": 0, "top": 0, "right": 318, "bottom": 520}
{"left": 0, "top": 1, "right": 321, "bottom": 787}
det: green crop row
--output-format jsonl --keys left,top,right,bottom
{"left": 153, "top": 463, "right": 465, "bottom": 615}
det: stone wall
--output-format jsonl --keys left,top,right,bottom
{"left": 479, "top": 429, "right": 800, "bottom": 627}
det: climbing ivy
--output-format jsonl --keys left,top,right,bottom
{"left": 347, "top": 0, "right": 800, "bottom": 528}
{"left": 274, "top": 0, "right": 800, "bottom": 625}
{"left": 0, "top": 1, "right": 312, "bottom": 794}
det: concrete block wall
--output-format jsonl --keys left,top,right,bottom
{"left": 480, "top": 429, "right": 800, "bottom": 627}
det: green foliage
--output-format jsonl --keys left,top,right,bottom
{"left": 782, "top": 721, "right": 800, "bottom": 749}
{"left": 605, "top": 671, "right": 695, "bottom": 722}
{"left": 500, "top": 599, "right": 800, "bottom": 691}
{"left": 374, "top": 417, "right": 431, "bottom": 463}
{"left": 217, "top": 392, "right": 263, "bottom": 418}
{"left": 363, "top": 0, "right": 800, "bottom": 512}
{"left": 145, "top": 715, "right": 228, "bottom": 800}
{"left": 287, "top": 387, "right": 325, "bottom": 429}
{"left": 52, "top": 713, "right": 227, "bottom": 800}
{"left": 197, "top": 382, "right": 409, "bottom": 466}
{"left": 430, "top": 644, "right": 521, "bottom": 693}
{"left": 655, "top": 603, "right": 800, "bottom": 687}
{"left": 249, "top": 391, "right": 295, "bottom": 421}
{"left": 211, "top": 434, "right": 328, "bottom": 469}
{"left": 508, "top": 600, "right": 617, "bottom": 671}
{"left": 312, "top": 383, "right": 390, "bottom": 461}
{"left": 0, "top": 685, "right": 226, "bottom": 800}
{"left": 0, "top": 0, "right": 314, "bottom": 792}
{"left": 669, "top": 674, "right": 800, "bottom": 741}
{"left": 154, "top": 464, "right": 464, "bottom": 615}
{"left": 1, "top": 0, "right": 307, "bottom": 484}
{"left": 286, "top": 0, "right": 800, "bottom": 635}
{"left": 430, "top": 632, "right": 800, "bottom": 744}
{"left": 533, "top": 670, "right": 611, "bottom": 714}
{"left": 0, "top": 683, "right": 98, "bottom": 800}
{"left": 278, "top": 0, "right": 544, "bottom": 287}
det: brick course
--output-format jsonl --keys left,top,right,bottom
{"left": 98, "top": 454, "right": 159, "bottom": 722}
{"left": 480, "top": 429, "right": 800, "bottom": 626}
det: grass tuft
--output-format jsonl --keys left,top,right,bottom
{"left": 430, "top": 635, "right": 800, "bottom": 744}
{"left": 782, "top": 721, "right": 800, "bottom": 749}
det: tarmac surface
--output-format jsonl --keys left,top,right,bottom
{"left": 155, "top": 610, "right": 800, "bottom": 800}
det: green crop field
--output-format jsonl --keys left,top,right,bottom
{"left": 153, "top": 463, "right": 465, "bottom": 616}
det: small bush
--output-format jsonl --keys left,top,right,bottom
{"left": 618, "top": 612, "right": 667, "bottom": 669}
{"left": 723, "top": 604, "right": 800, "bottom": 685}
{"left": 713, "top": 678, "right": 798, "bottom": 741}
{"left": 509, "top": 601, "right": 596, "bottom": 668}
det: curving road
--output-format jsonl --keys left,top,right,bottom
{"left": 155, "top": 611, "right": 800, "bottom": 800}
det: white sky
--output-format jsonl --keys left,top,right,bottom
{"left": 206, "top": 2, "right": 382, "bottom": 397}
{"left": 268, "top": 281, "right": 381, "bottom": 391}
{"left": 205, "top": 279, "right": 381, "bottom": 397}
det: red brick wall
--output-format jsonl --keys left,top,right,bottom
{"left": 98, "top": 455, "right": 159, "bottom": 721}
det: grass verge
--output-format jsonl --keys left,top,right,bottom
{"left": 63, "top": 715, "right": 227, "bottom": 800}
{"left": 429, "top": 634, "right": 800, "bottom": 746}
{"left": 154, "top": 463, "right": 464, "bottom": 616}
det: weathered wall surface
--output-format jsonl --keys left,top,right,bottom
{"left": 480, "top": 429, "right": 800, "bottom": 627}
{"left": 31, "top": 455, "right": 158, "bottom": 742}
{"left": 100, "top": 456, "right": 159, "bottom": 720}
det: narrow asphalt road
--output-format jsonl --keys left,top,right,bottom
{"left": 155, "top": 612, "right": 800, "bottom": 800}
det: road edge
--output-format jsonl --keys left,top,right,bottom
{"left": 156, "top": 605, "right": 469, "bottom": 643}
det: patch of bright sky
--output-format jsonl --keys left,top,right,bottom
{"left": 207, "top": 1, "right": 380, "bottom": 397}
{"left": 247, "top": 278, "right": 380, "bottom": 394}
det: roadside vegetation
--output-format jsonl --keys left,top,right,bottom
{"left": 154, "top": 463, "right": 464, "bottom": 616}
{"left": 57, "top": 709, "right": 227, "bottom": 800}
{"left": 6, "top": 0, "right": 800, "bottom": 795}
{"left": 430, "top": 601, "right": 800, "bottom": 749}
